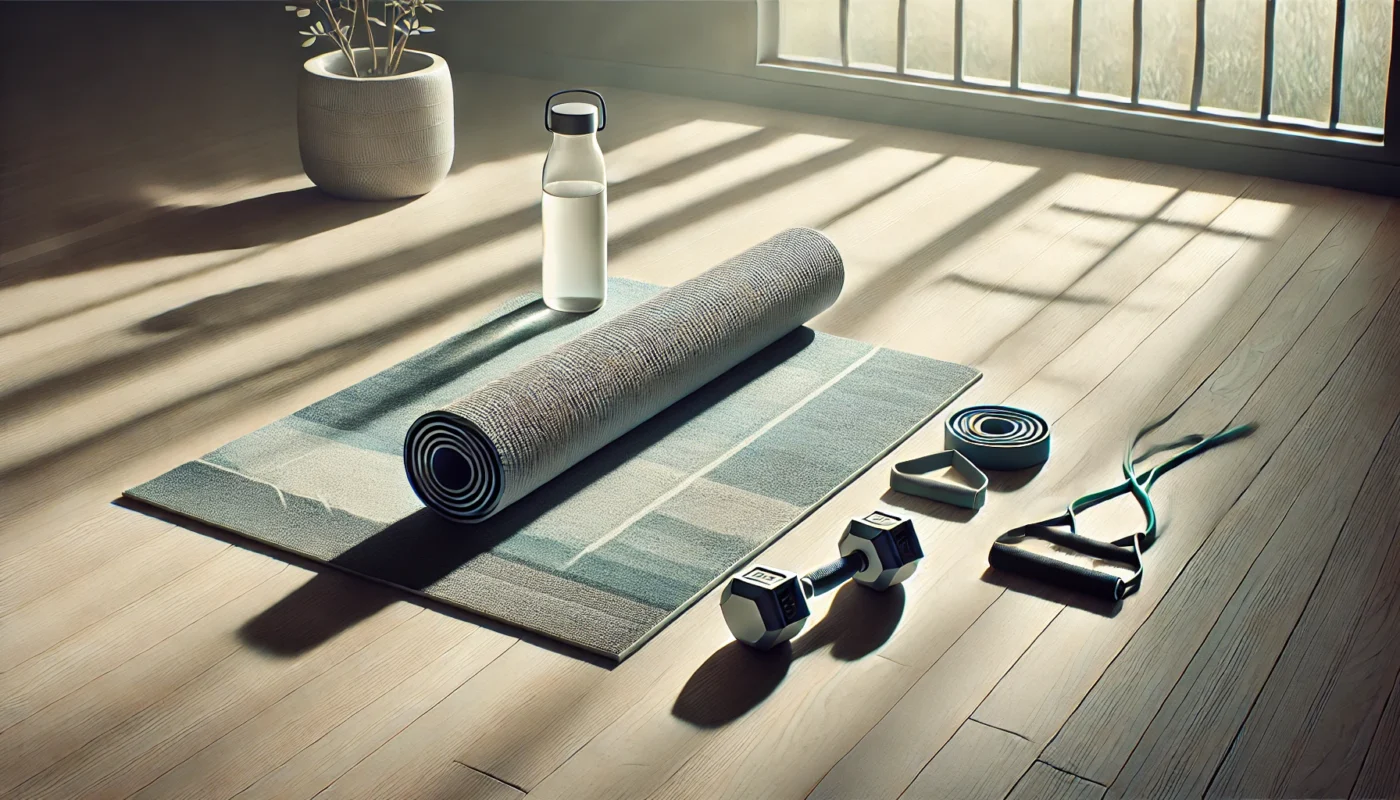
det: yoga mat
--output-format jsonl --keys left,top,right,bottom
{"left": 127, "top": 242, "right": 980, "bottom": 660}
{"left": 406, "top": 228, "right": 843, "bottom": 522}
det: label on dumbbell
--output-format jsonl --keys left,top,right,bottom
{"left": 864, "top": 511, "right": 901, "bottom": 528}
{"left": 744, "top": 567, "right": 786, "bottom": 587}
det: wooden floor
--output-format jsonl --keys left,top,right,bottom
{"left": 4, "top": 63, "right": 1400, "bottom": 800}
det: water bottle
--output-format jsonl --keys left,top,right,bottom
{"left": 541, "top": 89, "right": 607, "bottom": 313}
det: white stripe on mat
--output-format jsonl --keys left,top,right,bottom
{"left": 562, "top": 344, "right": 882, "bottom": 569}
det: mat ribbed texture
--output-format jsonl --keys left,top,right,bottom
{"left": 127, "top": 243, "right": 980, "bottom": 659}
{"left": 406, "top": 227, "right": 844, "bottom": 522}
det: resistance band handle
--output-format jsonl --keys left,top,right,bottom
{"left": 803, "top": 551, "right": 868, "bottom": 596}
{"left": 990, "top": 524, "right": 1141, "bottom": 602}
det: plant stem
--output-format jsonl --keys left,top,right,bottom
{"left": 362, "top": 0, "right": 377, "bottom": 74}
{"left": 384, "top": 2, "right": 395, "bottom": 74}
{"left": 391, "top": 10, "right": 411, "bottom": 73}
{"left": 317, "top": 0, "right": 358, "bottom": 76}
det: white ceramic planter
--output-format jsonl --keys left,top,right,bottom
{"left": 298, "top": 48, "right": 453, "bottom": 200}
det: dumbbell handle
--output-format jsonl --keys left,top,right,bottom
{"left": 803, "top": 551, "right": 869, "bottom": 597}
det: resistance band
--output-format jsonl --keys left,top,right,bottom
{"left": 946, "top": 405, "right": 1052, "bottom": 470}
{"left": 989, "top": 412, "right": 1256, "bottom": 601}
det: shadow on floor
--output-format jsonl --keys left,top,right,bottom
{"left": 672, "top": 581, "right": 906, "bottom": 728}
{"left": 3, "top": 188, "right": 409, "bottom": 292}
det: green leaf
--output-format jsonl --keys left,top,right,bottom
{"left": 302, "top": 37, "right": 316, "bottom": 47}
{"left": 313, "top": 20, "right": 325, "bottom": 31}
{"left": 298, "top": 29, "right": 312, "bottom": 34}
{"left": 296, "top": 8, "right": 311, "bottom": 17}
{"left": 418, "top": 25, "right": 433, "bottom": 32}
{"left": 411, "top": 17, "right": 420, "bottom": 28}
{"left": 426, "top": 3, "right": 442, "bottom": 10}
{"left": 284, "top": 4, "right": 297, "bottom": 10}
{"left": 369, "top": 16, "right": 385, "bottom": 25}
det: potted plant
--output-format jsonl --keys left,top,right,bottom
{"left": 286, "top": 0, "right": 453, "bottom": 200}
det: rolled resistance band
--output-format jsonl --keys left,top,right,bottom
{"left": 946, "top": 405, "right": 1051, "bottom": 470}
{"left": 989, "top": 412, "right": 1256, "bottom": 601}
{"left": 404, "top": 228, "right": 844, "bottom": 522}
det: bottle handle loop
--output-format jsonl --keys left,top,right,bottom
{"left": 545, "top": 88, "right": 607, "bottom": 132}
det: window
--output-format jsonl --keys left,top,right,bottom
{"left": 763, "top": 0, "right": 1394, "bottom": 142}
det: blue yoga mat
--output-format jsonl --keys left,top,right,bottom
{"left": 127, "top": 276, "right": 978, "bottom": 659}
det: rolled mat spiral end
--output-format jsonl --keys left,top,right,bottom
{"left": 404, "top": 411, "right": 504, "bottom": 522}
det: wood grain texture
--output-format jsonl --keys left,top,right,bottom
{"left": 1104, "top": 242, "right": 1400, "bottom": 799}
{"left": 3, "top": 30, "right": 1400, "bottom": 799}
{"left": 975, "top": 195, "right": 1394, "bottom": 742}
{"left": 1353, "top": 670, "right": 1400, "bottom": 800}
{"left": 225, "top": 629, "right": 513, "bottom": 800}
{"left": 0, "top": 545, "right": 284, "bottom": 734}
{"left": 900, "top": 719, "right": 1038, "bottom": 800}
{"left": 806, "top": 180, "right": 1356, "bottom": 800}
{"left": 0, "top": 524, "right": 227, "bottom": 672}
{"left": 1006, "top": 762, "right": 1106, "bottom": 800}
{"left": 1207, "top": 411, "right": 1400, "bottom": 798}
{"left": 1041, "top": 205, "right": 1400, "bottom": 788}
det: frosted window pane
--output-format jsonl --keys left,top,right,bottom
{"left": 1340, "top": 0, "right": 1392, "bottom": 129}
{"left": 1140, "top": 0, "right": 1197, "bottom": 105}
{"left": 848, "top": 0, "right": 902, "bottom": 68}
{"left": 964, "top": 0, "right": 1013, "bottom": 83}
{"left": 779, "top": 0, "right": 842, "bottom": 62}
{"left": 906, "top": 0, "right": 956, "bottom": 75}
{"left": 1271, "top": 0, "right": 1335, "bottom": 122}
{"left": 1079, "top": 0, "right": 1134, "bottom": 98}
{"left": 1200, "top": 0, "right": 1265, "bottom": 115}
{"left": 1021, "top": 0, "right": 1073, "bottom": 90}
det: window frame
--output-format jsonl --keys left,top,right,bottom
{"left": 756, "top": 0, "right": 1400, "bottom": 176}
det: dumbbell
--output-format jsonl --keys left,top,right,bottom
{"left": 720, "top": 511, "right": 924, "bottom": 650}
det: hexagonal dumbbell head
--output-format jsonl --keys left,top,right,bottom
{"left": 720, "top": 565, "right": 811, "bottom": 650}
{"left": 838, "top": 511, "right": 923, "bottom": 590}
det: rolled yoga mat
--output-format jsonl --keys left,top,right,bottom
{"left": 126, "top": 229, "right": 981, "bottom": 659}
{"left": 405, "top": 227, "right": 844, "bottom": 522}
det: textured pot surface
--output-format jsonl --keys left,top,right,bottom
{"left": 298, "top": 48, "right": 453, "bottom": 200}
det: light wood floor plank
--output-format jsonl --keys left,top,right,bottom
{"left": 1006, "top": 762, "right": 1106, "bottom": 800}
{"left": 1352, "top": 670, "right": 1400, "bottom": 799}
{"left": 898, "top": 719, "right": 1037, "bottom": 800}
{"left": 231, "top": 628, "right": 514, "bottom": 800}
{"left": 0, "top": 545, "right": 282, "bottom": 734}
{"left": 1206, "top": 407, "right": 1400, "bottom": 798}
{"left": 6, "top": 572, "right": 419, "bottom": 800}
{"left": 1037, "top": 203, "right": 1400, "bottom": 785}
{"left": 973, "top": 196, "right": 1394, "bottom": 742}
{"left": 131, "top": 610, "right": 504, "bottom": 800}
{"left": 1204, "top": 417, "right": 1400, "bottom": 795}
{"left": 0, "top": 506, "right": 170, "bottom": 610}
{"left": 0, "top": 524, "right": 227, "bottom": 673}
{"left": 808, "top": 182, "right": 1359, "bottom": 800}
{"left": 1103, "top": 252, "right": 1400, "bottom": 799}
{"left": 0, "top": 561, "right": 306, "bottom": 793}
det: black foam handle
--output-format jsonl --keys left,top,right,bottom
{"left": 989, "top": 524, "right": 1140, "bottom": 601}
{"left": 805, "top": 552, "right": 867, "bottom": 596}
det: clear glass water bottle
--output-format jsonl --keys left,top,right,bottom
{"left": 541, "top": 89, "right": 608, "bottom": 313}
